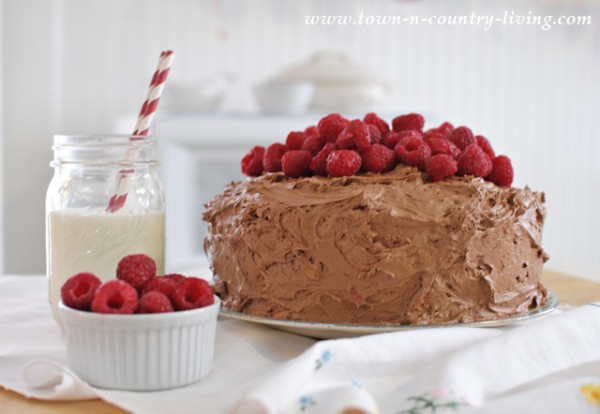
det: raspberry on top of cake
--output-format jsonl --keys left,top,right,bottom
{"left": 240, "top": 112, "right": 513, "bottom": 185}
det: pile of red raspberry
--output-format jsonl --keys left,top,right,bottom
{"left": 241, "top": 112, "right": 514, "bottom": 186}
{"left": 60, "top": 254, "right": 214, "bottom": 314}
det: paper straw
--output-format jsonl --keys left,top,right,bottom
{"left": 106, "top": 50, "right": 175, "bottom": 213}
{"left": 132, "top": 50, "right": 175, "bottom": 136}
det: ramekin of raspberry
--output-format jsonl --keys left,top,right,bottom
{"left": 58, "top": 254, "right": 219, "bottom": 391}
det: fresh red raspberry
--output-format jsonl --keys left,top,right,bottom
{"left": 457, "top": 144, "right": 493, "bottom": 177}
{"left": 392, "top": 113, "right": 425, "bottom": 132}
{"left": 383, "top": 130, "right": 422, "bottom": 149}
{"left": 425, "top": 137, "right": 461, "bottom": 158}
{"left": 326, "top": 150, "right": 362, "bottom": 177}
{"left": 301, "top": 134, "right": 325, "bottom": 155}
{"left": 171, "top": 277, "right": 214, "bottom": 311}
{"left": 282, "top": 150, "right": 312, "bottom": 178}
{"left": 304, "top": 125, "right": 318, "bottom": 136}
{"left": 435, "top": 121, "right": 454, "bottom": 137}
{"left": 61, "top": 272, "right": 102, "bottom": 311}
{"left": 367, "top": 124, "right": 382, "bottom": 144}
{"left": 285, "top": 131, "right": 306, "bottom": 150}
{"left": 476, "top": 135, "right": 495, "bottom": 158}
{"left": 363, "top": 112, "right": 390, "bottom": 134}
{"left": 310, "top": 143, "right": 336, "bottom": 176}
{"left": 318, "top": 113, "right": 349, "bottom": 143}
{"left": 381, "top": 131, "right": 396, "bottom": 148}
{"left": 395, "top": 137, "right": 432, "bottom": 170}
{"left": 241, "top": 145, "right": 265, "bottom": 176}
{"left": 488, "top": 155, "right": 514, "bottom": 186}
{"left": 91, "top": 280, "right": 138, "bottom": 314}
{"left": 361, "top": 144, "right": 396, "bottom": 173}
{"left": 142, "top": 274, "right": 184, "bottom": 298}
{"left": 116, "top": 253, "right": 157, "bottom": 293}
{"left": 163, "top": 273, "right": 186, "bottom": 284}
{"left": 336, "top": 119, "right": 372, "bottom": 152}
{"left": 263, "top": 143, "right": 287, "bottom": 172}
{"left": 422, "top": 130, "right": 447, "bottom": 141}
{"left": 425, "top": 154, "right": 458, "bottom": 182}
{"left": 136, "top": 291, "right": 174, "bottom": 314}
{"left": 449, "top": 126, "right": 475, "bottom": 150}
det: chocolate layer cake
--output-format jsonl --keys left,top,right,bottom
{"left": 203, "top": 166, "right": 549, "bottom": 325}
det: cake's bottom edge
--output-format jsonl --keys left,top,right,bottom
{"left": 217, "top": 287, "right": 550, "bottom": 327}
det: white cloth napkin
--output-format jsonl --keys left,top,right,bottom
{"left": 1, "top": 275, "right": 600, "bottom": 414}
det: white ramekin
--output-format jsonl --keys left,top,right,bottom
{"left": 59, "top": 297, "right": 220, "bottom": 391}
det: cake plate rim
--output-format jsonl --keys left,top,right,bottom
{"left": 218, "top": 290, "right": 559, "bottom": 340}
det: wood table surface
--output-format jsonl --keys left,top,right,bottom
{"left": 2, "top": 269, "right": 599, "bottom": 414}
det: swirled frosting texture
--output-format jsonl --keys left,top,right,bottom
{"left": 204, "top": 166, "right": 549, "bottom": 325}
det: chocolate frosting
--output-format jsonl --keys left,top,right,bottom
{"left": 203, "top": 166, "right": 549, "bottom": 325}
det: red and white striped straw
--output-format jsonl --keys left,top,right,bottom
{"left": 106, "top": 50, "right": 175, "bottom": 212}
{"left": 133, "top": 50, "right": 175, "bottom": 136}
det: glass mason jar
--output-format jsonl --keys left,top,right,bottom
{"left": 46, "top": 135, "right": 166, "bottom": 324}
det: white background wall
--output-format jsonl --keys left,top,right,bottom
{"left": 2, "top": 0, "right": 599, "bottom": 280}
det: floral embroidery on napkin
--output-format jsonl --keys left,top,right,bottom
{"left": 299, "top": 394, "right": 316, "bottom": 411}
{"left": 298, "top": 350, "right": 332, "bottom": 411}
{"left": 580, "top": 384, "right": 600, "bottom": 407}
{"left": 315, "top": 349, "right": 332, "bottom": 370}
{"left": 397, "top": 388, "right": 468, "bottom": 414}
